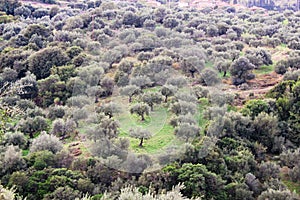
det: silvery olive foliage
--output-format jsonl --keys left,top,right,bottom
{"left": 30, "top": 132, "right": 63, "bottom": 154}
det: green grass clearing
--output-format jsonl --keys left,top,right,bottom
{"left": 279, "top": 43, "right": 287, "bottom": 48}
{"left": 126, "top": 123, "right": 177, "bottom": 154}
{"left": 117, "top": 104, "right": 176, "bottom": 154}
{"left": 218, "top": 71, "right": 231, "bottom": 78}
{"left": 78, "top": 94, "right": 209, "bottom": 155}
{"left": 254, "top": 64, "right": 274, "bottom": 75}
{"left": 205, "top": 61, "right": 214, "bottom": 68}
{"left": 143, "top": 86, "right": 162, "bottom": 93}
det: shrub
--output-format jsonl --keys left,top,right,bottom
{"left": 30, "top": 132, "right": 63, "bottom": 154}
{"left": 2, "top": 132, "right": 27, "bottom": 149}
{"left": 47, "top": 106, "right": 65, "bottom": 120}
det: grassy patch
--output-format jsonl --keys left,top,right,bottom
{"left": 143, "top": 86, "right": 161, "bottom": 93}
{"left": 117, "top": 105, "right": 175, "bottom": 154}
{"left": 254, "top": 64, "right": 274, "bottom": 75}
{"left": 129, "top": 123, "right": 176, "bottom": 154}
{"left": 79, "top": 94, "right": 209, "bottom": 155}
{"left": 198, "top": 98, "right": 209, "bottom": 134}
{"left": 279, "top": 43, "right": 287, "bottom": 48}
{"left": 22, "top": 149, "right": 29, "bottom": 156}
{"left": 282, "top": 179, "right": 300, "bottom": 194}
{"left": 0, "top": 15, "right": 14, "bottom": 24}
{"left": 218, "top": 71, "right": 231, "bottom": 78}
{"left": 78, "top": 142, "right": 91, "bottom": 156}
{"left": 205, "top": 61, "right": 214, "bottom": 68}
{"left": 205, "top": 61, "right": 232, "bottom": 79}
{"left": 118, "top": 104, "right": 168, "bottom": 133}
{"left": 281, "top": 171, "right": 300, "bottom": 195}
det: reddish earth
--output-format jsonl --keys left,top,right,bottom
{"left": 224, "top": 72, "right": 283, "bottom": 106}
{"left": 280, "top": 166, "right": 289, "bottom": 175}
{"left": 68, "top": 142, "right": 83, "bottom": 156}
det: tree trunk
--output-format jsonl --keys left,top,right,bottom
{"left": 165, "top": 95, "right": 168, "bottom": 103}
{"left": 141, "top": 114, "right": 145, "bottom": 121}
{"left": 150, "top": 105, "right": 154, "bottom": 111}
{"left": 139, "top": 138, "right": 144, "bottom": 147}
{"left": 223, "top": 71, "right": 227, "bottom": 77}
{"left": 129, "top": 96, "right": 132, "bottom": 103}
{"left": 191, "top": 71, "right": 195, "bottom": 78}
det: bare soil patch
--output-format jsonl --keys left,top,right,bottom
{"left": 224, "top": 72, "right": 283, "bottom": 106}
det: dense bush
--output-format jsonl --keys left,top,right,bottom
{"left": 30, "top": 132, "right": 63, "bottom": 154}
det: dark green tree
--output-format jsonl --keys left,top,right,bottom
{"left": 0, "top": 0, "right": 21, "bottom": 15}
{"left": 165, "top": 163, "right": 225, "bottom": 199}
{"left": 229, "top": 57, "right": 255, "bottom": 86}
{"left": 241, "top": 99, "right": 269, "bottom": 119}
{"left": 28, "top": 47, "right": 69, "bottom": 80}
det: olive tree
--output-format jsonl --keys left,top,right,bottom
{"left": 257, "top": 189, "right": 298, "bottom": 200}
{"left": 47, "top": 106, "right": 65, "bottom": 120}
{"left": 2, "top": 145, "right": 26, "bottom": 174}
{"left": 229, "top": 57, "right": 255, "bottom": 86}
{"left": 17, "top": 116, "right": 48, "bottom": 138}
{"left": 30, "top": 132, "right": 63, "bottom": 154}
{"left": 215, "top": 59, "right": 231, "bottom": 77}
{"left": 160, "top": 85, "right": 177, "bottom": 102}
{"left": 245, "top": 48, "right": 273, "bottom": 68}
{"left": 87, "top": 117, "right": 119, "bottom": 141}
{"left": 200, "top": 68, "right": 221, "bottom": 86}
{"left": 2, "top": 132, "right": 27, "bottom": 149}
{"left": 120, "top": 85, "right": 141, "bottom": 103}
{"left": 175, "top": 123, "right": 200, "bottom": 142}
{"left": 100, "top": 77, "right": 115, "bottom": 97}
{"left": 97, "top": 102, "right": 121, "bottom": 118}
{"left": 166, "top": 76, "right": 187, "bottom": 88}
{"left": 130, "top": 76, "right": 152, "bottom": 89}
{"left": 130, "top": 103, "right": 150, "bottom": 121}
{"left": 141, "top": 92, "right": 163, "bottom": 111}
{"left": 129, "top": 128, "right": 152, "bottom": 147}
{"left": 181, "top": 56, "right": 205, "bottom": 78}
{"left": 0, "top": 0, "right": 21, "bottom": 15}
{"left": 170, "top": 114, "right": 197, "bottom": 127}
{"left": 170, "top": 101, "right": 197, "bottom": 115}
{"left": 51, "top": 119, "right": 76, "bottom": 137}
